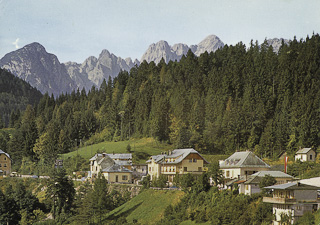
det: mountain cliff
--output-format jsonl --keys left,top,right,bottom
{"left": 0, "top": 43, "right": 139, "bottom": 95}
{"left": 64, "top": 49, "right": 139, "bottom": 90}
{"left": 0, "top": 43, "right": 77, "bottom": 96}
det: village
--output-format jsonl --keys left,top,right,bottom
{"left": 1, "top": 147, "right": 319, "bottom": 224}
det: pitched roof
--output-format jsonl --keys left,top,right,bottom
{"left": 219, "top": 151, "right": 270, "bottom": 169}
{"left": 146, "top": 148, "right": 208, "bottom": 164}
{"left": 107, "top": 153, "right": 132, "bottom": 160}
{"left": 299, "top": 177, "right": 320, "bottom": 188}
{"left": 102, "top": 164, "right": 132, "bottom": 173}
{"left": 296, "top": 148, "right": 313, "bottom": 154}
{"left": 0, "top": 150, "right": 11, "bottom": 159}
{"left": 90, "top": 153, "right": 132, "bottom": 173}
{"left": 264, "top": 182, "right": 319, "bottom": 190}
{"left": 250, "top": 171, "right": 294, "bottom": 178}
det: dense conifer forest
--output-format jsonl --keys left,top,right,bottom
{"left": 0, "top": 68, "right": 43, "bottom": 127}
{"left": 1, "top": 34, "right": 320, "bottom": 169}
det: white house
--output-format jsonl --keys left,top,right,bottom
{"left": 263, "top": 182, "right": 320, "bottom": 224}
{"left": 219, "top": 151, "right": 271, "bottom": 187}
{"left": 89, "top": 153, "right": 132, "bottom": 183}
{"left": 295, "top": 148, "right": 316, "bottom": 162}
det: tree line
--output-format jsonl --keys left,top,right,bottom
{"left": 2, "top": 34, "right": 320, "bottom": 169}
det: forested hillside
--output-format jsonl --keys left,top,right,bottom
{"left": 2, "top": 34, "right": 320, "bottom": 169}
{"left": 0, "top": 68, "right": 42, "bottom": 126}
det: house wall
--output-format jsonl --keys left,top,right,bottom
{"left": 103, "top": 172, "right": 132, "bottom": 183}
{"left": 294, "top": 189, "right": 318, "bottom": 201}
{"left": 90, "top": 160, "right": 101, "bottom": 177}
{"left": 273, "top": 204, "right": 294, "bottom": 225}
{"left": 179, "top": 154, "right": 204, "bottom": 174}
{"left": 0, "top": 153, "right": 11, "bottom": 175}
{"left": 148, "top": 160, "right": 161, "bottom": 179}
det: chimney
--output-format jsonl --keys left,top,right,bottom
{"left": 102, "top": 153, "right": 106, "bottom": 157}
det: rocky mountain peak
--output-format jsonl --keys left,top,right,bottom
{"left": 140, "top": 34, "right": 224, "bottom": 64}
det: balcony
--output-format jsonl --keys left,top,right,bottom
{"left": 263, "top": 197, "right": 297, "bottom": 204}
{"left": 263, "top": 197, "right": 320, "bottom": 204}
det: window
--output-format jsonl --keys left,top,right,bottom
{"left": 4, "top": 157, "right": 6, "bottom": 161}
{"left": 198, "top": 167, "right": 202, "bottom": 171}
{"left": 184, "top": 167, "right": 187, "bottom": 172}
{"left": 189, "top": 159, "right": 192, "bottom": 163}
{"left": 245, "top": 185, "right": 249, "bottom": 190}
{"left": 0, "top": 164, "right": 1, "bottom": 167}
{"left": 226, "top": 171, "right": 230, "bottom": 177}
{"left": 122, "top": 175, "right": 128, "bottom": 180}
{"left": 193, "top": 159, "right": 197, "bottom": 163}
{"left": 310, "top": 154, "right": 313, "bottom": 160}
{"left": 149, "top": 167, "right": 151, "bottom": 171}
{"left": 4, "top": 164, "right": 6, "bottom": 167}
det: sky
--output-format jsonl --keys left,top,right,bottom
{"left": 0, "top": 0, "right": 319, "bottom": 63}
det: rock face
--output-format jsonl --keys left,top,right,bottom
{"left": 0, "top": 43, "right": 139, "bottom": 95}
{"left": 140, "top": 35, "right": 224, "bottom": 64}
{"left": 0, "top": 43, "right": 77, "bottom": 96}
{"left": 64, "top": 49, "right": 138, "bottom": 90}
{"left": 266, "top": 38, "right": 290, "bottom": 53}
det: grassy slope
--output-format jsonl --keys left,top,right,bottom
{"left": 61, "top": 138, "right": 172, "bottom": 163}
{"left": 104, "top": 189, "right": 185, "bottom": 224}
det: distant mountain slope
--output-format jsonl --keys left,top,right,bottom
{"left": 266, "top": 38, "right": 290, "bottom": 53}
{"left": 141, "top": 34, "right": 224, "bottom": 64}
{"left": 64, "top": 49, "right": 139, "bottom": 90}
{"left": 0, "top": 67, "right": 42, "bottom": 126}
{"left": 0, "top": 43, "right": 77, "bottom": 96}
{"left": 0, "top": 43, "right": 139, "bottom": 96}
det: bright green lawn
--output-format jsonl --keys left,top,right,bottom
{"left": 61, "top": 138, "right": 172, "bottom": 162}
{"left": 104, "top": 189, "right": 185, "bottom": 224}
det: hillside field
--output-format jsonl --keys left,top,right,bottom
{"left": 104, "top": 189, "right": 185, "bottom": 224}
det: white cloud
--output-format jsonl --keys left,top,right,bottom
{"left": 12, "top": 38, "right": 19, "bottom": 49}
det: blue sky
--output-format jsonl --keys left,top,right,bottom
{"left": 0, "top": 0, "right": 319, "bottom": 63}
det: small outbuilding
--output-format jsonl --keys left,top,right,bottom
{"left": 295, "top": 148, "right": 316, "bottom": 162}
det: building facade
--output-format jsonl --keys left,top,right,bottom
{"left": 89, "top": 153, "right": 132, "bottom": 183}
{"left": 263, "top": 182, "right": 320, "bottom": 224}
{"left": 0, "top": 150, "right": 12, "bottom": 176}
{"left": 146, "top": 148, "right": 208, "bottom": 181}
{"left": 219, "top": 151, "right": 271, "bottom": 186}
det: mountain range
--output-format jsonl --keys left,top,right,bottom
{"left": 0, "top": 35, "right": 289, "bottom": 96}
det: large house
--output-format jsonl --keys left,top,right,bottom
{"left": 0, "top": 150, "right": 12, "bottom": 176}
{"left": 146, "top": 148, "right": 208, "bottom": 181}
{"left": 295, "top": 148, "right": 316, "bottom": 162}
{"left": 263, "top": 182, "right": 320, "bottom": 224}
{"left": 237, "top": 171, "right": 295, "bottom": 195}
{"left": 89, "top": 153, "right": 132, "bottom": 183}
{"left": 219, "top": 151, "right": 271, "bottom": 186}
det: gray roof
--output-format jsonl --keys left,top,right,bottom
{"left": 102, "top": 163, "right": 132, "bottom": 173}
{"left": 146, "top": 148, "right": 208, "bottom": 164}
{"left": 0, "top": 150, "right": 10, "bottom": 159}
{"left": 251, "top": 171, "right": 294, "bottom": 178}
{"left": 219, "top": 151, "right": 270, "bottom": 169}
{"left": 90, "top": 153, "right": 132, "bottom": 161}
{"left": 265, "top": 182, "right": 319, "bottom": 190}
{"left": 296, "top": 148, "right": 313, "bottom": 154}
{"left": 90, "top": 153, "right": 132, "bottom": 173}
{"left": 107, "top": 153, "right": 132, "bottom": 160}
